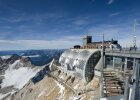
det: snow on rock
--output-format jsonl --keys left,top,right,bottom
{"left": 100, "top": 98, "right": 107, "bottom": 100}
{"left": 55, "top": 80, "right": 65, "bottom": 99}
{"left": 0, "top": 93, "right": 11, "bottom": 100}
{"left": 1, "top": 60, "right": 38, "bottom": 89}
{"left": 1, "top": 55, "right": 11, "bottom": 60}
{"left": 69, "top": 96, "right": 84, "bottom": 100}
{"left": 0, "top": 90, "right": 16, "bottom": 100}
{"left": 74, "top": 84, "right": 79, "bottom": 89}
{"left": 49, "top": 59, "right": 55, "bottom": 71}
{"left": 22, "top": 55, "right": 40, "bottom": 58}
{"left": 9, "top": 60, "right": 22, "bottom": 69}
{"left": 38, "top": 89, "right": 47, "bottom": 97}
{"left": 60, "top": 75, "right": 64, "bottom": 79}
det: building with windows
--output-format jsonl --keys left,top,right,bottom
{"left": 59, "top": 49, "right": 102, "bottom": 82}
{"left": 79, "top": 35, "right": 121, "bottom": 50}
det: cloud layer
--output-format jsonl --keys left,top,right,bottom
{"left": 0, "top": 0, "right": 140, "bottom": 50}
{"left": 107, "top": 0, "right": 114, "bottom": 5}
{"left": 0, "top": 36, "right": 82, "bottom": 50}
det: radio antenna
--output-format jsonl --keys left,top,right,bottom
{"left": 132, "top": 19, "right": 137, "bottom": 49}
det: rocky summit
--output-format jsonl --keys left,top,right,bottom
{"left": 6, "top": 60, "right": 99, "bottom": 100}
{"left": 0, "top": 54, "right": 39, "bottom": 100}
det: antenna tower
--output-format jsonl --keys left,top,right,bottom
{"left": 133, "top": 19, "right": 137, "bottom": 49}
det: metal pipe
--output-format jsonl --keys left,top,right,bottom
{"left": 100, "top": 33, "right": 104, "bottom": 98}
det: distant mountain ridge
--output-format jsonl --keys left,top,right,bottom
{"left": 0, "top": 49, "right": 65, "bottom": 66}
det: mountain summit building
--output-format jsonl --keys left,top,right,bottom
{"left": 73, "top": 35, "right": 121, "bottom": 50}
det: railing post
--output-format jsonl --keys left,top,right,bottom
{"left": 100, "top": 49, "right": 104, "bottom": 98}
{"left": 132, "top": 58, "right": 136, "bottom": 79}
{"left": 130, "top": 59, "right": 140, "bottom": 100}
{"left": 124, "top": 76, "right": 130, "bottom": 100}
{"left": 113, "top": 57, "right": 115, "bottom": 69}
{"left": 100, "top": 34, "right": 104, "bottom": 98}
{"left": 124, "top": 57, "right": 128, "bottom": 74}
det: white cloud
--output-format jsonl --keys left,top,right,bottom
{"left": 73, "top": 20, "right": 88, "bottom": 25}
{"left": 0, "top": 12, "right": 65, "bottom": 24}
{"left": 119, "top": 36, "right": 140, "bottom": 48}
{"left": 0, "top": 35, "right": 82, "bottom": 50}
{"left": 87, "top": 24, "right": 140, "bottom": 47}
{"left": 107, "top": 0, "right": 114, "bottom": 5}
{"left": 109, "top": 13, "right": 120, "bottom": 17}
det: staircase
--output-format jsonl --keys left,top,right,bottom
{"left": 103, "top": 70, "right": 124, "bottom": 97}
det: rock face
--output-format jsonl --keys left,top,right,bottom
{"left": 0, "top": 57, "right": 3, "bottom": 66}
{"left": 12, "top": 64, "right": 100, "bottom": 100}
{"left": 5, "top": 54, "right": 21, "bottom": 64}
{"left": 0, "top": 56, "right": 17, "bottom": 88}
{"left": 0, "top": 54, "right": 38, "bottom": 99}
{"left": 20, "top": 57, "right": 33, "bottom": 68}
{"left": 0, "top": 54, "right": 32, "bottom": 73}
{"left": 0, "top": 57, "right": 4, "bottom": 74}
{"left": 0, "top": 54, "right": 21, "bottom": 74}
{"left": 0, "top": 57, "right": 100, "bottom": 100}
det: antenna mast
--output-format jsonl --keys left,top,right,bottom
{"left": 131, "top": 19, "right": 137, "bottom": 50}
{"left": 132, "top": 19, "right": 137, "bottom": 50}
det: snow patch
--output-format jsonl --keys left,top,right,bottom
{"left": 49, "top": 59, "right": 54, "bottom": 71}
{"left": 1, "top": 55, "right": 11, "bottom": 59}
{"left": 100, "top": 98, "right": 107, "bottom": 100}
{"left": 22, "top": 55, "right": 40, "bottom": 58}
{"left": 74, "top": 84, "right": 79, "bottom": 89}
{"left": 60, "top": 75, "right": 64, "bottom": 79}
{"left": 0, "top": 90, "right": 16, "bottom": 100}
{"left": 69, "top": 96, "right": 84, "bottom": 100}
{"left": 9, "top": 60, "right": 22, "bottom": 69}
{"left": 1, "top": 60, "right": 38, "bottom": 89}
{"left": 55, "top": 80, "right": 65, "bottom": 99}
{"left": 38, "top": 89, "right": 47, "bottom": 97}
{"left": 2, "top": 67, "right": 37, "bottom": 89}
{"left": 0, "top": 93, "right": 11, "bottom": 100}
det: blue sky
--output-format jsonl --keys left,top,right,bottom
{"left": 0, "top": 0, "right": 140, "bottom": 50}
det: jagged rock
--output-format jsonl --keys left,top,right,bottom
{"left": 0, "top": 86, "right": 14, "bottom": 94}
{"left": 11, "top": 69, "right": 100, "bottom": 100}
{"left": 0, "top": 54, "right": 37, "bottom": 99}
{"left": 20, "top": 57, "right": 33, "bottom": 67}
{"left": 5, "top": 54, "right": 21, "bottom": 64}
{"left": 0, "top": 57, "right": 4, "bottom": 72}
{"left": 0, "top": 57, "right": 3, "bottom": 65}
